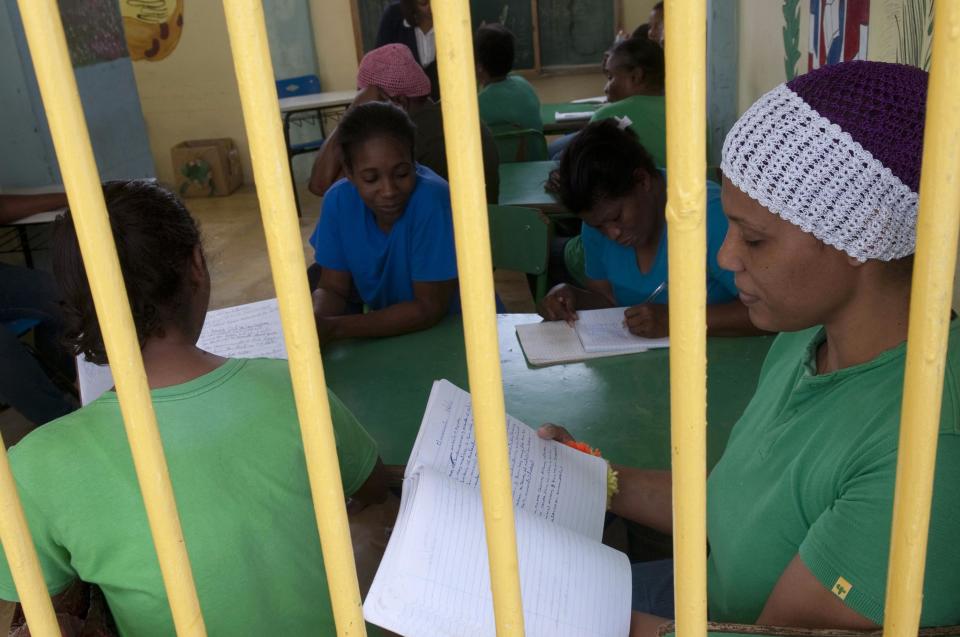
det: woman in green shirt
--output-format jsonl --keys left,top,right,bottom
{"left": 541, "top": 61, "right": 960, "bottom": 634}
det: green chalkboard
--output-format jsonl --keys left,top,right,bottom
{"left": 538, "top": 0, "right": 614, "bottom": 67}
{"left": 352, "top": 0, "right": 613, "bottom": 71}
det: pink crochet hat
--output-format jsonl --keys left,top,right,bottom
{"left": 357, "top": 44, "right": 432, "bottom": 98}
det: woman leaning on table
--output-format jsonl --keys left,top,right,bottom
{"left": 540, "top": 61, "right": 960, "bottom": 634}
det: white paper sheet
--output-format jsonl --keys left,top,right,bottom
{"left": 574, "top": 307, "right": 670, "bottom": 353}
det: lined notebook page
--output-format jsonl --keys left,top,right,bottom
{"left": 408, "top": 380, "right": 607, "bottom": 540}
{"left": 574, "top": 308, "right": 670, "bottom": 353}
{"left": 78, "top": 298, "right": 286, "bottom": 404}
{"left": 363, "top": 468, "right": 631, "bottom": 637}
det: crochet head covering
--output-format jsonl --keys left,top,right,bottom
{"left": 721, "top": 61, "right": 928, "bottom": 261}
{"left": 357, "top": 44, "right": 432, "bottom": 99}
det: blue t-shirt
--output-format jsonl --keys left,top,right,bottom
{"left": 309, "top": 165, "right": 458, "bottom": 311}
{"left": 582, "top": 178, "right": 737, "bottom": 306}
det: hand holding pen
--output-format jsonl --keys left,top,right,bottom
{"left": 623, "top": 281, "right": 668, "bottom": 338}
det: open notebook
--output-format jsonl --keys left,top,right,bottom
{"left": 77, "top": 298, "right": 286, "bottom": 404}
{"left": 515, "top": 307, "right": 669, "bottom": 367}
{"left": 363, "top": 380, "right": 631, "bottom": 637}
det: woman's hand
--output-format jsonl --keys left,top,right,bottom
{"left": 538, "top": 284, "right": 579, "bottom": 324}
{"left": 537, "top": 423, "right": 577, "bottom": 444}
{"left": 624, "top": 304, "right": 669, "bottom": 338}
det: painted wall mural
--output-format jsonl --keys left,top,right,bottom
{"left": 783, "top": 0, "right": 802, "bottom": 80}
{"left": 119, "top": 0, "right": 184, "bottom": 61}
{"left": 895, "top": 0, "right": 933, "bottom": 70}
{"left": 808, "top": 0, "right": 870, "bottom": 70}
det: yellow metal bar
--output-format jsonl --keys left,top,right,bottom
{"left": 15, "top": 2, "right": 207, "bottom": 635}
{"left": 882, "top": 6, "right": 960, "bottom": 636}
{"left": 0, "top": 431, "right": 59, "bottom": 636}
{"left": 220, "top": 3, "right": 366, "bottom": 635}
{"left": 663, "top": 2, "right": 708, "bottom": 637}
{"left": 432, "top": 1, "right": 526, "bottom": 634}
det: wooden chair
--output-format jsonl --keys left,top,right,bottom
{"left": 488, "top": 204, "right": 552, "bottom": 304}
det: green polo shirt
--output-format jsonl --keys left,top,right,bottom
{"left": 478, "top": 74, "right": 543, "bottom": 132}
{"left": 707, "top": 323, "right": 960, "bottom": 625}
{"left": 0, "top": 358, "right": 378, "bottom": 636}
{"left": 590, "top": 94, "right": 667, "bottom": 167}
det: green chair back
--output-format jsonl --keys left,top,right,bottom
{"left": 489, "top": 126, "right": 549, "bottom": 163}
{"left": 488, "top": 204, "right": 552, "bottom": 303}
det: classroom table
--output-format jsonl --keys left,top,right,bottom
{"left": 323, "top": 313, "right": 774, "bottom": 469}
{"left": 497, "top": 160, "right": 565, "bottom": 214}
{"left": 1, "top": 208, "right": 64, "bottom": 268}
{"left": 541, "top": 102, "right": 602, "bottom": 134}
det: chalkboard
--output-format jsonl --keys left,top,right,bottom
{"left": 351, "top": 0, "right": 614, "bottom": 71}
{"left": 538, "top": 0, "right": 615, "bottom": 67}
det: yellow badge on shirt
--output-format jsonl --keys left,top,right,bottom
{"left": 832, "top": 576, "right": 853, "bottom": 600}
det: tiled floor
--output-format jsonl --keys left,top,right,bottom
{"left": 2, "top": 183, "right": 536, "bottom": 446}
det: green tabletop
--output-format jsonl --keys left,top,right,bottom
{"left": 498, "top": 160, "right": 565, "bottom": 214}
{"left": 323, "top": 314, "right": 774, "bottom": 470}
{"left": 541, "top": 102, "right": 602, "bottom": 134}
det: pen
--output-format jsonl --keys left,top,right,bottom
{"left": 643, "top": 281, "right": 667, "bottom": 305}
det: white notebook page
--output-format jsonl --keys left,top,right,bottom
{"left": 363, "top": 468, "right": 631, "bottom": 637}
{"left": 574, "top": 307, "right": 670, "bottom": 353}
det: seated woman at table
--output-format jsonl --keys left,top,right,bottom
{"left": 475, "top": 23, "right": 542, "bottom": 133}
{"left": 308, "top": 43, "right": 500, "bottom": 202}
{"left": 539, "top": 119, "right": 757, "bottom": 337}
{"left": 310, "top": 101, "right": 459, "bottom": 344}
{"left": 0, "top": 179, "right": 387, "bottom": 635}
{"left": 541, "top": 61, "right": 960, "bottom": 634}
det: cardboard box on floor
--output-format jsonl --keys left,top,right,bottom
{"left": 171, "top": 138, "right": 243, "bottom": 197}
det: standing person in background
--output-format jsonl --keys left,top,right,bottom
{"left": 0, "top": 192, "right": 76, "bottom": 431}
{"left": 475, "top": 23, "right": 542, "bottom": 133}
{"left": 646, "top": 2, "right": 664, "bottom": 47}
{"left": 375, "top": 0, "right": 439, "bottom": 101}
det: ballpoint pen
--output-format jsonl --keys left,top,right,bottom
{"left": 643, "top": 280, "right": 667, "bottom": 305}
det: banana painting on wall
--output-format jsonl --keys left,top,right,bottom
{"left": 119, "top": 0, "right": 184, "bottom": 61}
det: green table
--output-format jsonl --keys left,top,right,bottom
{"left": 323, "top": 314, "right": 774, "bottom": 470}
{"left": 541, "top": 102, "right": 602, "bottom": 134}
{"left": 498, "top": 160, "right": 564, "bottom": 214}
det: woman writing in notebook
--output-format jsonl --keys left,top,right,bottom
{"left": 539, "top": 120, "right": 757, "bottom": 337}
{"left": 541, "top": 62, "right": 960, "bottom": 634}
{"left": 0, "top": 180, "right": 387, "bottom": 635}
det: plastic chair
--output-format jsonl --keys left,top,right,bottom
{"left": 488, "top": 204, "right": 552, "bottom": 303}
{"left": 276, "top": 74, "right": 325, "bottom": 216}
{"left": 489, "top": 125, "right": 549, "bottom": 163}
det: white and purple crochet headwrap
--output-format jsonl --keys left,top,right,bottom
{"left": 721, "top": 61, "right": 928, "bottom": 262}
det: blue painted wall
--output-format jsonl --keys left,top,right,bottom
{"left": 0, "top": 0, "right": 155, "bottom": 188}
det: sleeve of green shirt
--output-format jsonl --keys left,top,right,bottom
{"left": 798, "top": 434, "right": 960, "bottom": 625}
{"left": 327, "top": 388, "right": 379, "bottom": 497}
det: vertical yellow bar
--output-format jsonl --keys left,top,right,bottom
{"left": 663, "top": 3, "right": 708, "bottom": 637}
{"left": 14, "top": 2, "right": 207, "bottom": 635}
{"left": 219, "top": 3, "right": 366, "bottom": 635}
{"left": 882, "top": 6, "right": 960, "bottom": 636}
{"left": 0, "top": 432, "right": 58, "bottom": 636}
{"left": 432, "top": 1, "right": 526, "bottom": 635}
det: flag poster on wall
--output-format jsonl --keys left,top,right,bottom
{"left": 809, "top": 0, "right": 870, "bottom": 70}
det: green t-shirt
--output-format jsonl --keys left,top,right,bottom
{"left": 478, "top": 75, "right": 543, "bottom": 132}
{"left": 707, "top": 323, "right": 960, "bottom": 625}
{"left": 590, "top": 94, "right": 667, "bottom": 167}
{"left": 0, "top": 358, "right": 378, "bottom": 636}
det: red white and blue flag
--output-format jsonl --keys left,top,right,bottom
{"left": 809, "top": 0, "right": 870, "bottom": 71}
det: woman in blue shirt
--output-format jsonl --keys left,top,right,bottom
{"left": 539, "top": 119, "right": 758, "bottom": 337}
{"left": 310, "top": 101, "right": 458, "bottom": 343}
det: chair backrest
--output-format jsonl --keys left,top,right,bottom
{"left": 488, "top": 204, "right": 552, "bottom": 302}
{"left": 489, "top": 126, "right": 549, "bottom": 163}
{"left": 275, "top": 74, "right": 322, "bottom": 98}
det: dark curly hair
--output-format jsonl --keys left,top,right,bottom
{"left": 53, "top": 180, "right": 202, "bottom": 365}
{"left": 608, "top": 37, "right": 664, "bottom": 90}
{"left": 475, "top": 23, "right": 515, "bottom": 78}
{"left": 338, "top": 101, "right": 416, "bottom": 170}
{"left": 548, "top": 119, "right": 658, "bottom": 214}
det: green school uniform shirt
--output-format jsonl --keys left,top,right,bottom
{"left": 590, "top": 94, "right": 667, "bottom": 167}
{"left": 707, "top": 323, "right": 960, "bottom": 625}
{"left": 0, "top": 358, "right": 378, "bottom": 637}
{"left": 478, "top": 75, "right": 543, "bottom": 132}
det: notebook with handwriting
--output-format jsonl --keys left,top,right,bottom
{"left": 363, "top": 380, "right": 631, "bottom": 637}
